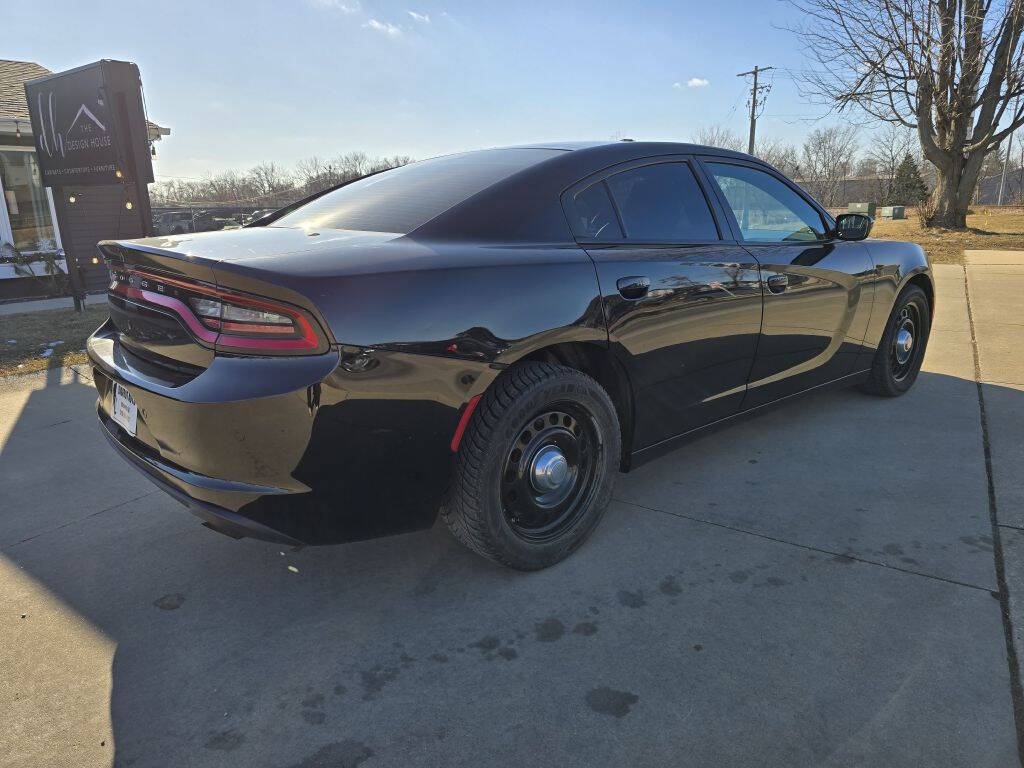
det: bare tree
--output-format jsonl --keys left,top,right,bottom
{"left": 152, "top": 153, "right": 413, "bottom": 207}
{"left": 248, "top": 163, "right": 295, "bottom": 202}
{"left": 865, "top": 123, "right": 918, "bottom": 201}
{"left": 692, "top": 126, "right": 801, "bottom": 175}
{"left": 756, "top": 137, "right": 802, "bottom": 176}
{"left": 855, "top": 155, "right": 881, "bottom": 176}
{"left": 692, "top": 125, "right": 746, "bottom": 151}
{"left": 800, "top": 125, "right": 860, "bottom": 207}
{"left": 786, "top": 0, "right": 1024, "bottom": 228}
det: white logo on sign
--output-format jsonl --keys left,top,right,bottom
{"left": 35, "top": 92, "right": 107, "bottom": 159}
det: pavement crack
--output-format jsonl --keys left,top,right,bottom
{"left": 2, "top": 490, "right": 159, "bottom": 551}
{"left": 613, "top": 496, "right": 996, "bottom": 594}
{"left": 963, "top": 264, "right": 1024, "bottom": 764}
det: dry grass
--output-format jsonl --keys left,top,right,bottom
{"left": 0, "top": 305, "right": 108, "bottom": 377}
{"left": 870, "top": 206, "right": 1024, "bottom": 264}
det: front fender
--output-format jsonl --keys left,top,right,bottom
{"left": 860, "top": 240, "right": 933, "bottom": 356}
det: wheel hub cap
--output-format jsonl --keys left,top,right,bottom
{"left": 895, "top": 326, "right": 914, "bottom": 364}
{"left": 531, "top": 446, "right": 570, "bottom": 492}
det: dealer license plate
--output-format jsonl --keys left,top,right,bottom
{"left": 112, "top": 382, "right": 138, "bottom": 437}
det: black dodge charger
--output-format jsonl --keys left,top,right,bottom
{"left": 87, "top": 141, "right": 933, "bottom": 569}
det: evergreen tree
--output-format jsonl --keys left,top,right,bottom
{"left": 888, "top": 154, "right": 928, "bottom": 205}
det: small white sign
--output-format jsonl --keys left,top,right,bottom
{"left": 112, "top": 382, "right": 137, "bottom": 437}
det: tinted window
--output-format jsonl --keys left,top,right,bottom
{"left": 606, "top": 163, "right": 718, "bottom": 241}
{"left": 707, "top": 163, "right": 824, "bottom": 242}
{"left": 572, "top": 182, "right": 622, "bottom": 239}
{"left": 272, "top": 148, "right": 561, "bottom": 234}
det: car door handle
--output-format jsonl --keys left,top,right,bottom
{"left": 617, "top": 276, "right": 650, "bottom": 300}
{"left": 766, "top": 274, "right": 788, "bottom": 294}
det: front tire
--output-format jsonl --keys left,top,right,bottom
{"left": 442, "top": 362, "right": 621, "bottom": 570}
{"left": 860, "top": 284, "right": 931, "bottom": 397}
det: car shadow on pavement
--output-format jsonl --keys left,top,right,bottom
{"left": 1, "top": 369, "right": 1020, "bottom": 767}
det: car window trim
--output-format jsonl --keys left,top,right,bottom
{"left": 695, "top": 156, "right": 834, "bottom": 245}
{"left": 561, "top": 155, "right": 730, "bottom": 247}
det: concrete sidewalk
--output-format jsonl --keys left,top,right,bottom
{"left": 0, "top": 260, "right": 1022, "bottom": 767}
{"left": 965, "top": 251, "right": 1024, "bottom": 725}
{"left": 0, "top": 293, "right": 105, "bottom": 317}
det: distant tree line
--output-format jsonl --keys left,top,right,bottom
{"left": 151, "top": 152, "right": 414, "bottom": 208}
{"left": 153, "top": 132, "right": 1024, "bottom": 213}
{"left": 693, "top": 122, "right": 1023, "bottom": 209}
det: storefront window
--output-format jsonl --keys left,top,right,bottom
{"left": 0, "top": 149, "right": 57, "bottom": 253}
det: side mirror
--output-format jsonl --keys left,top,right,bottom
{"left": 835, "top": 213, "right": 873, "bottom": 241}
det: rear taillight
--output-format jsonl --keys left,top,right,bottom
{"left": 188, "top": 296, "right": 299, "bottom": 336}
{"left": 108, "top": 267, "right": 326, "bottom": 354}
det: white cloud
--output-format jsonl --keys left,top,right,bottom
{"left": 672, "top": 82, "right": 683, "bottom": 90}
{"left": 363, "top": 18, "right": 403, "bottom": 36}
{"left": 407, "top": 10, "right": 430, "bottom": 22}
{"left": 687, "top": 77, "right": 710, "bottom": 88}
{"left": 309, "top": 0, "right": 361, "bottom": 12}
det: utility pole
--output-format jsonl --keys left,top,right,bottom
{"left": 997, "top": 96, "right": 1020, "bottom": 206}
{"left": 737, "top": 65, "right": 774, "bottom": 155}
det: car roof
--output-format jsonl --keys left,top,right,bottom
{"left": 409, "top": 142, "right": 770, "bottom": 243}
{"left": 490, "top": 140, "right": 754, "bottom": 162}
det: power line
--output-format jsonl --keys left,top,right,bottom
{"left": 737, "top": 65, "right": 774, "bottom": 154}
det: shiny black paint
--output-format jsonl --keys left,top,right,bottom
{"left": 589, "top": 243, "right": 762, "bottom": 448}
{"left": 858, "top": 239, "right": 934, "bottom": 368}
{"left": 90, "top": 322, "right": 501, "bottom": 544}
{"left": 87, "top": 141, "right": 933, "bottom": 546}
{"left": 738, "top": 240, "right": 875, "bottom": 409}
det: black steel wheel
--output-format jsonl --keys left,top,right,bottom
{"left": 501, "top": 405, "right": 600, "bottom": 542}
{"left": 860, "top": 284, "right": 931, "bottom": 397}
{"left": 442, "top": 362, "right": 620, "bottom": 570}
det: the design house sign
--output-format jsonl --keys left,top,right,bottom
{"left": 25, "top": 62, "right": 126, "bottom": 186}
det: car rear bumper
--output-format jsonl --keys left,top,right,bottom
{"left": 98, "top": 411, "right": 305, "bottom": 545}
{"left": 87, "top": 320, "right": 496, "bottom": 545}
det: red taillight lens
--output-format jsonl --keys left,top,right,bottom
{"left": 109, "top": 268, "right": 326, "bottom": 354}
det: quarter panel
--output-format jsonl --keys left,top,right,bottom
{"left": 240, "top": 241, "right": 607, "bottom": 362}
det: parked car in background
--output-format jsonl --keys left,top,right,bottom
{"left": 88, "top": 142, "right": 933, "bottom": 570}
{"left": 154, "top": 211, "right": 195, "bottom": 235}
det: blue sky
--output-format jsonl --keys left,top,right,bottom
{"left": 7, "top": 0, "right": 831, "bottom": 179}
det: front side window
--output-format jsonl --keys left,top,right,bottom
{"left": 706, "top": 162, "right": 824, "bottom": 242}
{"left": 0, "top": 150, "right": 57, "bottom": 253}
{"left": 606, "top": 163, "right": 719, "bottom": 242}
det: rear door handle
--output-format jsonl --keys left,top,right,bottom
{"left": 766, "top": 274, "right": 788, "bottom": 294}
{"left": 617, "top": 276, "right": 650, "bottom": 300}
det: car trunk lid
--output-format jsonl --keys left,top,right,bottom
{"left": 100, "top": 227, "right": 354, "bottom": 374}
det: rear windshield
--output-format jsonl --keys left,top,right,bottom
{"left": 271, "top": 148, "right": 562, "bottom": 234}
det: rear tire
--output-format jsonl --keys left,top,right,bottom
{"left": 442, "top": 362, "right": 620, "bottom": 570}
{"left": 859, "top": 284, "right": 930, "bottom": 397}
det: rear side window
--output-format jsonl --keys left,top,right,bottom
{"left": 571, "top": 182, "right": 622, "bottom": 239}
{"left": 272, "top": 148, "right": 562, "bottom": 234}
{"left": 606, "top": 163, "right": 719, "bottom": 241}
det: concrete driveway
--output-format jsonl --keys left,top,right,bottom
{"left": 2, "top": 258, "right": 1023, "bottom": 767}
